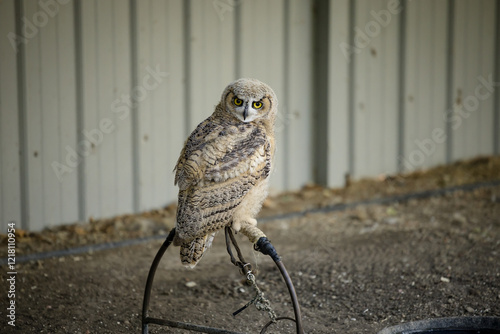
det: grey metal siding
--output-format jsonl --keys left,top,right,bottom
{"left": 0, "top": 0, "right": 498, "bottom": 231}
{"left": 135, "top": 0, "right": 185, "bottom": 212}
{"left": 403, "top": 0, "right": 448, "bottom": 171}
{"left": 450, "top": 0, "right": 497, "bottom": 161}
{"left": 0, "top": 0, "right": 22, "bottom": 229}
{"left": 352, "top": 0, "right": 401, "bottom": 177}
{"left": 22, "top": 0, "right": 79, "bottom": 230}
{"left": 78, "top": 0, "right": 134, "bottom": 221}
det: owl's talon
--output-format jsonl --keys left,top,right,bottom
{"left": 232, "top": 221, "right": 241, "bottom": 232}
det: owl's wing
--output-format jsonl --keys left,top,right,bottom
{"left": 174, "top": 121, "right": 271, "bottom": 244}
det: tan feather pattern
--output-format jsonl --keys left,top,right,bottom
{"left": 173, "top": 78, "right": 277, "bottom": 267}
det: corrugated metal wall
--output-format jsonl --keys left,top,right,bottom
{"left": 0, "top": 0, "right": 498, "bottom": 231}
{"left": 324, "top": 0, "right": 499, "bottom": 185}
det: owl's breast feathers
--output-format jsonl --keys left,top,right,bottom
{"left": 173, "top": 114, "right": 272, "bottom": 245}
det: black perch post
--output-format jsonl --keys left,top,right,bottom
{"left": 141, "top": 227, "right": 305, "bottom": 334}
{"left": 255, "top": 237, "right": 305, "bottom": 334}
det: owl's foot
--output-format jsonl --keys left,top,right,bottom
{"left": 238, "top": 220, "right": 266, "bottom": 244}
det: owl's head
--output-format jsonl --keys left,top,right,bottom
{"left": 220, "top": 78, "right": 278, "bottom": 123}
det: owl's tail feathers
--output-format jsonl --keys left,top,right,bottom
{"left": 180, "top": 233, "right": 215, "bottom": 268}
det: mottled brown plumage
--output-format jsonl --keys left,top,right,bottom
{"left": 173, "top": 78, "right": 278, "bottom": 268}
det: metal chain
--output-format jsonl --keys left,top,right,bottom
{"left": 225, "top": 227, "right": 277, "bottom": 323}
{"left": 244, "top": 272, "right": 277, "bottom": 323}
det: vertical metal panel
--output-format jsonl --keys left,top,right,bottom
{"left": 188, "top": 0, "right": 236, "bottom": 131}
{"left": 40, "top": 0, "right": 61, "bottom": 224}
{"left": 23, "top": 0, "right": 44, "bottom": 230}
{"left": 401, "top": 0, "right": 448, "bottom": 172}
{"left": 22, "top": 0, "right": 79, "bottom": 230}
{"left": 80, "top": 0, "right": 133, "bottom": 219}
{"left": 112, "top": 0, "right": 134, "bottom": 214}
{"left": 74, "top": 0, "right": 85, "bottom": 221}
{"left": 313, "top": 0, "right": 330, "bottom": 187}
{"left": 57, "top": 1, "right": 79, "bottom": 223}
{"left": 135, "top": 0, "right": 185, "bottom": 211}
{"left": 451, "top": 0, "right": 497, "bottom": 160}
{"left": 327, "top": 0, "right": 351, "bottom": 187}
{"left": 0, "top": 0, "right": 22, "bottom": 230}
{"left": 79, "top": 0, "right": 99, "bottom": 220}
{"left": 285, "top": 0, "right": 314, "bottom": 190}
{"left": 239, "top": 0, "right": 286, "bottom": 192}
{"left": 495, "top": 0, "right": 500, "bottom": 155}
{"left": 352, "top": 0, "right": 401, "bottom": 178}
{"left": 95, "top": 0, "right": 119, "bottom": 216}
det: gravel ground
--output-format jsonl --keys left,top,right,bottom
{"left": 1, "top": 156, "right": 499, "bottom": 333}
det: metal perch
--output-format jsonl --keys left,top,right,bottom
{"left": 141, "top": 227, "right": 305, "bottom": 334}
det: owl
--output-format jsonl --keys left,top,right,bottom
{"left": 173, "top": 78, "right": 278, "bottom": 268}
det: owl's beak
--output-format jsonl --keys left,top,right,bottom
{"left": 243, "top": 104, "right": 249, "bottom": 121}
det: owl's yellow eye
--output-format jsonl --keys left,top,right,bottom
{"left": 233, "top": 97, "right": 243, "bottom": 106}
{"left": 252, "top": 101, "right": 263, "bottom": 109}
